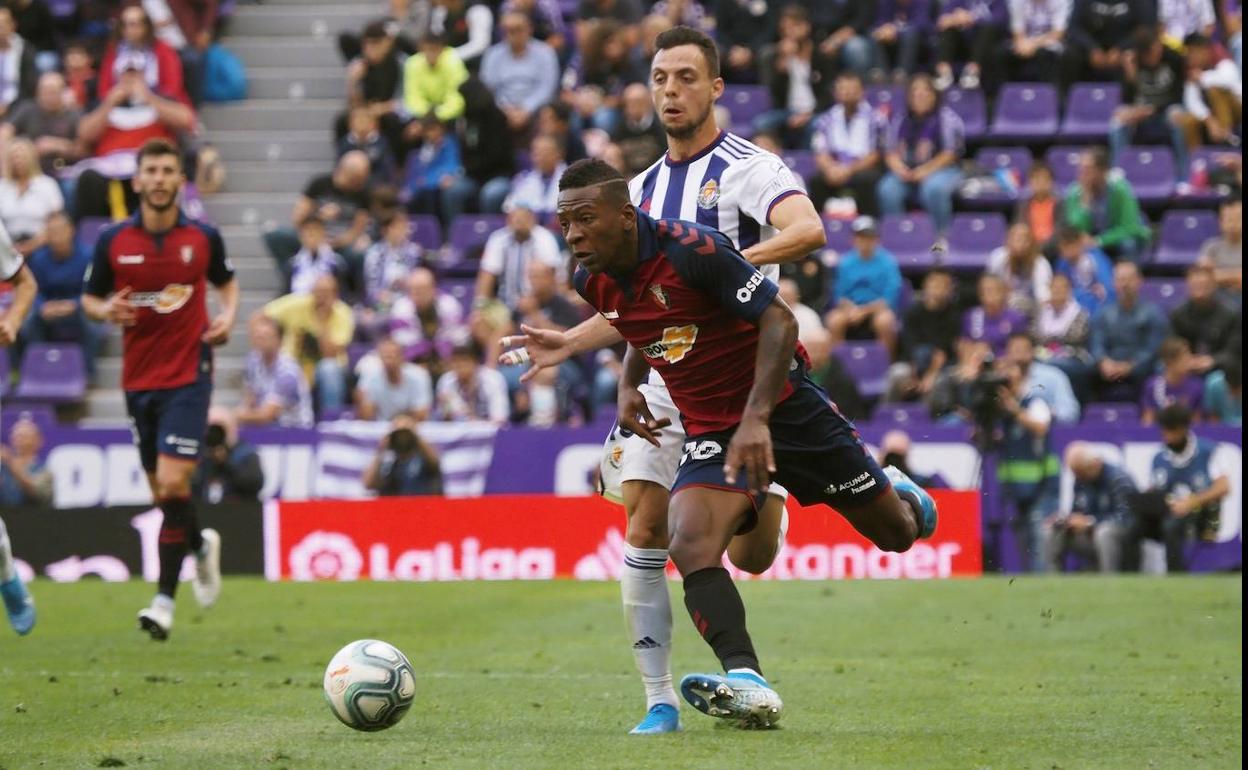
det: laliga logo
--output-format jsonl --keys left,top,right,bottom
{"left": 289, "top": 531, "right": 365, "bottom": 581}
{"left": 286, "top": 531, "right": 555, "bottom": 581}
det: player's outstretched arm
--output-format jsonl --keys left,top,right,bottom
{"left": 0, "top": 264, "right": 36, "bottom": 346}
{"left": 740, "top": 185, "right": 826, "bottom": 267}
{"left": 723, "top": 299, "right": 799, "bottom": 493}
{"left": 498, "top": 313, "right": 623, "bottom": 382}
{"left": 82, "top": 286, "right": 136, "bottom": 327}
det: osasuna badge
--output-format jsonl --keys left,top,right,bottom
{"left": 181, "top": 245, "right": 194, "bottom": 264}
{"left": 649, "top": 284, "right": 669, "bottom": 309}
{"left": 696, "top": 179, "right": 720, "bottom": 209}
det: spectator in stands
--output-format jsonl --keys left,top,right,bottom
{"left": 869, "top": 0, "right": 933, "bottom": 82}
{"left": 0, "top": 138, "right": 63, "bottom": 257}
{"left": 650, "top": 0, "right": 715, "bottom": 32}
{"left": 355, "top": 337, "right": 434, "bottom": 422}
{"left": 715, "top": 0, "right": 776, "bottom": 82}
{"left": 601, "top": 141, "right": 628, "bottom": 174}
{"left": 401, "top": 31, "right": 468, "bottom": 146}
{"left": 509, "top": 260, "right": 585, "bottom": 427}
{"left": 339, "top": 106, "right": 397, "bottom": 185}
{"left": 340, "top": 21, "right": 404, "bottom": 153}
{"left": 1204, "top": 359, "right": 1242, "bottom": 426}
{"left": 1001, "top": 0, "right": 1068, "bottom": 85}
{"left": 150, "top": 0, "right": 219, "bottom": 106}
{"left": 804, "top": 325, "right": 869, "bottom": 419}
{"left": 361, "top": 213, "right": 426, "bottom": 322}
{"left": 963, "top": 273, "right": 1029, "bottom": 356}
{"left": 1089, "top": 261, "right": 1169, "bottom": 401}
{"left": 755, "top": 4, "right": 836, "bottom": 148}
{"left": 476, "top": 201, "right": 565, "bottom": 311}
{"left": 1141, "top": 336, "right": 1206, "bottom": 424}
{"left": 1015, "top": 163, "right": 1064, "bottom": 255}
{"left": 430, "top": 0, "right": 495, "bottom": 70}
{"left": 1197, "top": 198, "right": 1242, "bottom": 297}
{"left": 480, "top": 11, "right": 559, "bottom": 135}
{"left": 1033, "top": 272, "right": 1093, "bottom": 393}
{"left": 1127, "top": 403, "right": 1231, "bottom": 572}
{"left": 1182, "top": 34, "right": 1241, "bottom": 150}
{"left": 501, "top": 0, "right": 569, "bottom": 60}
{"left": 812, "top": 0, "right": 874, "bottom": 75}
{"left": 0, "top": 418, "right": 51, "bottom": 508}
{"left": 928, "top": 337, "right": 991, "bottom": 422}
{"left": 1004, "top": 331, "right": 1081, "bottom": 423}
{"left": 809, "top": 72, "right": 885, "bottom": 217}
{"left": 575, "top": 0, "right": 644, "bottom": 50}
{"left": 237, "top": 315, "right": 315, "bottom": 428}
{"left": 1160, "top": 0, "right": 1217, "bottom": 42}
{"left": 61, "top": 41, "right": 95, "bottom": 110}
{"left": 0, "top": 6, "right": 37, "bottom": 120}
{"left": 877, "top": 74, "right": 966, "bottom": 238}
{"left": 537, "top": 101, "right": 588, "bottom": 163}
{"left": 888, "top": 269, "right": 960, "bottom": 403}
{"left": 1042, "top": 442, "right": 1135, "bottom": 572}
{"left": 996, "top": 359, "right": 1061, "bottom": 572}
{"left": 262, "top": 274, "right": 355, "bottom": 417}
{"left": 389, "top": 267, "right": 468, "bottom": 372}
{"left": 1063, "top": 148, "right": 1150, "bottom": 262}
{"left": 574, "top": 19, "right": 647, "bottom": 134}
{"left": 1054, "top": 226, "right": 1114, "bottom": 316}
{"left": 0, "top": 72, "right": 83, "bottom": 179}
{"left": 363, "top": 415, "right": 443, "bottom": 496}
{"left": 288, "top": 217, "right": 348, "bottom": 297}
{"left": 435, "top": 341, "right": 510, "bottom": 424}
{"left": 987, "top": 222, "right": 1052, "bottom": 317}
{"left": 99, "top": 4, "right": 189, "bottom": 105}
{"left": 779, "top": 277, "right": 825, "bottom": 345}
{"left": 934, "top": 0, "right": 1008, "bottom": 92}
{"left": 1060, "top": 0, "right": 1151, "bottom": 89}
{"left": 1169, "top": 264, "right": 1238, "bottom": 374}
{"left": 192, "top": 407, "right": 264, "bottom": 504}
{"left": 877, "top": 429, "right": 941, "bottom": 487}
{"left": 18, "top": 211, "right": 98, "bottom": 378}
{"left": 265, "top": 152, "right": 372, "bottom": 287}
{"left": 5, "top": 0, "right": 54, "bottom": 71}
{"left": 502, "top": 134, "right": 566, "bottom": 217}
{"left": 1109, "top": 28, "right": 1192, "bottom": 177}
{"left": 825, "top": 215, "right": 901, "bottom": 355}
{"left": 460, "top": 75, "right": 517, "bottom": 214}
{"left": 610, "top": 83, "right": 666, "bottom": 176}
{"left": 401, "top": 115, "right": 475, "bottom": 226}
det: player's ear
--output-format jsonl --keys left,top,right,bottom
{"left": 710, "top": 77, "right": 725, "bottom": 102}
{"left": 620, "top": 201, "right": 636, "bottom": 229}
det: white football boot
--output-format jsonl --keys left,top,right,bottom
{"left": 138, "top": 595, "right": 174, "bottom": 641}
{"left": 192, "top": 529, "right": 222, "bottom": 608}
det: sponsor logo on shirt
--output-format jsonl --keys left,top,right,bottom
{"left": 117, "top": 254, "right": 146, "bottom": 265}
{"left": 181, "top": 245, "right": 194, "bottom": 264}
{"left": 130, "top": 284, "right": 194, "bottom": 314}
{"left": 736, "top": 271, "right": 765, "bottom": 303}
{"left": 826, "top": 471, "right": 877, "bottom": 496}
{"left": 602, "top": 310, "right": 620, "bottom": 320}
{"left": 639, "top": 324, "right": 698, "bottom": 364}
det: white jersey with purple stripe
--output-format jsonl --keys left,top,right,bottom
{"left": 628, "top": 130, "right": 807, "bottom": 286}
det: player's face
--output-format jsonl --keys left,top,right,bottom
{"left": 650, "top": 44, "right": 723, "bottom": 141}
{"left": 134, "top": 152, "right": 184, "bottom": 212}
{"left": 558, "top": 186, "right": 630, "bottom": 275}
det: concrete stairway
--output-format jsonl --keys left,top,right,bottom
{"left": 85, "top": 0, "right": 378, "bottom": 421}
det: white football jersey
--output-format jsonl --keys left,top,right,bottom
{"left": 628, "top": 131, "right": 807, "bottom": 283}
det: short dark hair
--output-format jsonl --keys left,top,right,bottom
{"left": 1157, "top": 403, "right": 1193, "bottom": 431}
{"left": 362, "top": 20, "right": 389, "bottom": 41}
{"left": 1007, "top": 331, "right": 1036, "bottom": 347}
{"left": 558, "top": 157, "right": 629, "bottom": 202}
{"left": 136, "top": 138, "right": 182, "bottom": 169}
{"left": 1219, "top": 196, "right": 1242, "bottom": 213}
{"left": 1057, "top": 225, "right": 1084, "bottom": 244}
{"left": 1184, "top": 32, "right": 1212, "bottom": 49}
{"left": 835, "top": 70, "right": 864, "bottom": 86}
{"left": 924, "top": 268, "right": 953, "bottom": 282}
{"left": 1029, "top": 162, "right": 1053, "bottom": 178}
{"left": 451, "top": 341, "right": 482, "bottom": 360}
{"left": 1134, "top": 26, "right": 1161, "bottom": 56}
{"left": 653, "top": 25, "right": 720, "bottom": 79}
{"left": 780, "top": 3, "right": 809, "bottom": 22}
{"left": 1159, "top": 336, "right": 1190, "bottom": 362}
{"left": 1086, "top": 147, "right": 1111, "bottom": 171}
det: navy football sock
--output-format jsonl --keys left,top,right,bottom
{"left": 683, "top": 567, "right": 762, "bottom": 676}
{"left": 157, "top": 498, "right": 202, "bottom": 598}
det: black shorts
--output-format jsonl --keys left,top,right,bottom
{"left": 673, "top": 379, "right": 891, "bottom": 511}
{"left": 124, "top": 363, "right": 212, "bottom": 472}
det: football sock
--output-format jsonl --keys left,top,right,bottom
{"left": 157, "top": 498, "right": 202, "bottom": 598}
{"left": 0, "top": 517, "right": 15, "bottom": 582}
{"left": 621, "top": 545, "right": 679, "bottom": 709}
{"left": 682, "top": 566, "right": 762, "bottom": 676}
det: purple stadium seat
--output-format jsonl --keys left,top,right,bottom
{"left": 1083, "top": 403, "right": 1140, "bottom": 424}
{"left": 514, "top": 149, "right": 532, "bottom": 173}
{"left": 406, "top": 215, "right": 443, "bottom": 251}
{"left": 823, "top": 217, "right": 854, "bottom": 255}
{"left": 1059, "top": 83, "right": 1122, "bottom": 141}
{"left": 1119, "top": 146, "right": 1176, "bottom": 207}
{"left": 942, "top": 212, "right": 1007, "bottom": 270}
{"left": 347, "top": 342, "right": 371, "bottom": 372}
{"left": 77, "top": 216, "right": 112, "bottom": 249}
{"left": 780, "top": 150, "right": 816, "bottom": 182}
{"left": 2, "top": 405, "right": 56, "bottom": 437}
{"left": 990, "top": 83, "right": 1059, "bottom": 141}
{"left": 961, "top": 146, "right": 1033, "bottom": 207}
{"left": 1154, "top": 210, "right": 1219, "bottom": 267}
{"left": 874, "top": 402, "right": 930, "bottom": 425}
{"left": 880, "top": 213, "right": 937, "bottom": 272}
{"left": 722, "top": 85, "right": 772, "bottom": 128}
{"left": 897, "top": 279, "right": 914, "bottom": 310}
{"left": 1176, "top": 147, "right": 1243, "bottom": 207}
{"left": 865, "top": 85, "right": 906, "bottom": 119}
{"left": 944, "top": 88, "right": 987, "bottom": 139}
{"left": 442, "top": 277, "right": 476, "bottom": 316}
{"left": 12, "top": 344, "right": 86, "bottom": 403}
{"left": 1045, "top": 145, "right": 1088, "bottom": 189}
{"left": 1138, "top": 278, "right": 1187, "bottom": 314}
{"left": 834, "top": 342, "right": 890, "bottom": 398}
{"left": 447, "top": 214, "right": 505, "bottom": 259}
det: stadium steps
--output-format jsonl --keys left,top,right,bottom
{"left": 202, "top": 193, "right": 301, "bottom": 227}
{"left": 224, "top": 38, "right": 342, "bottom": 69}
{"left": 228, "top": 4, "right": 376, "bottom": 37}
{"left": 246, "top": 67, "right": 347, "bottom": 100}
{"left": 208, "top": 131, "right": 336, "bottom": 163}
{"left": 201, "top": 99, "right": 343, "bottom": 132}
{"left": 221, "top": 161, "right": 329, "bottom": 194}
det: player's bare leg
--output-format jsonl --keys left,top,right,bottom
{"left": 668, "top": 486, "right": 783, "bottom": 728}
{"left": 836, "top": 469, "right": 938, "bottom": 552}
{"left": 620, "top": 479, "right": 681, "bottom": 734}
{"left": 726, "top": 492, "right": 788, "bottom": 575}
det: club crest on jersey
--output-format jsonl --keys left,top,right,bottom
{"left": 697, "top": 179, "right": 720, "bottom": 210}
{"left": 648, "top": 284, "right": 670, "bottom": 309}
{"left": 180, "top": 245, "right": 194, "bottom": 264}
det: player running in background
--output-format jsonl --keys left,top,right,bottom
{"left": 0, "top": 219, "right": 39, "bottom": 635}
{"left": 501, "top": 26, "right": 826, "bottom": 735}
{"left": 557, "top": 158, "right": 937, "bottom": 728}
{"left": 83, "top": 139, "right": 238, "bottom": 641}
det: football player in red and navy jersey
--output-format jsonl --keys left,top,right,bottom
{"left": 82, "top": 139, "right": 238, "bottom": 641}
{"left": 559, "top": 159, "right": 939, "bottom": 728}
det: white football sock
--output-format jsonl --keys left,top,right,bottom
{"left": 621, "top": 545, "right": 679, "bottom": 710}
{"left": 153, "top": 593, "right": 175, "bottom": 612}
{"left": 0, "top": 517, "right": 15, "bottom": 582}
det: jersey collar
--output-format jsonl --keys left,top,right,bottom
{"left": 664, "top": 130, "right": 727, "bottom": 168}
{"left": 128, "top": 208, "right": 189, "bottom": 233}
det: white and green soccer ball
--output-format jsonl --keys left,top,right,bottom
{"left": 323, "top": 639, "right": 416, "bottom": 731}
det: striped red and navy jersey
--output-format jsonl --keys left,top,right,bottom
{"left": 85, "top": 210, "right": 234, "bottom": 392}
{"left": 574, "top": 212, "right": 805, "bottom": 435}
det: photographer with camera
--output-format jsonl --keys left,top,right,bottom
{"left": 362, "top": 416, "right": 443, "bottom": 497}
{"left": 1041, "top": 442, "right": 1136, "bottom": 573}
{"left": 191, "top": 407, "right": 265, "bottom": 505}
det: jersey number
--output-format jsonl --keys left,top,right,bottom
{"left": 680, "top": 440, "right": 723, "bottom": 467}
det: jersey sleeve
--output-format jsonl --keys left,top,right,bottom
{"left": 667, "top": 225, "right": 779, "bottom": 324}
{"left": 205, "top": 225, "right": 235, "bottom": 287}
{"left": 0, "top": 220, "right": 23, "bottom": 281}
{"left": 732, "top": 152, "right": 807, "bottom": 226}
{"left": 83, "top": 227, "right": 116, "bottom": 297}
{"left": 479, "top": 232, "right": 505, "bottom": 275}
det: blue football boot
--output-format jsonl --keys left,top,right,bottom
{"left": 1, "top": 575, "right": 35, "bottom": 636}
{"left": 884, "top": 465, "right": 938, "bottom": 538}
{"left": 629, "top": 703, "right": 681, "bottom": 734}
{"left": 680, "top": 671, "right": 783, "bottom": 729}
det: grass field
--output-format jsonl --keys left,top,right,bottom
{"left": 0, "top": 576, "right": 1241, "bottom": 770}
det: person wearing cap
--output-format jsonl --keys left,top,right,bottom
{"left": 825, "top": 215, "right": 901, "bottom": 356}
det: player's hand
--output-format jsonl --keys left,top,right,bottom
{"left": 106, "top": 287, "right": 137, "bottom": 327}
{"left": 724, "top": 414, "right": 775, "bottom": 494}
{"left": 202, "top": 313, "right": 234, "bottom": 346}
{"left": 1169, "top": 497, "right": 1196, "bottom": 518}
{"left": 0, "top": 315, "right": 17, "bottom": 346}
{"left": 617, "top": 386, "right": 670, "bottom": 448}
{"left": 498, "top": 324, "right": 573, "bottom": 383}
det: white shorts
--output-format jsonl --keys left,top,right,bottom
{"left": 599, "top": 380, "right": 787, "bottom": 504}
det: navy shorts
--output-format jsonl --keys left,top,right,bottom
{"left": 124, "top": 364, "right": 212, "bottom": 472}
{"left": 673, "top": 380, "right": 891, "bottom": 511}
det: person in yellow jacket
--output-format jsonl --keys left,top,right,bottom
{"left": 403, "top": 32, "right": 468, "bottom": 145}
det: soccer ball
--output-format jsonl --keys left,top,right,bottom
{"left": 323, "top": 639, "right": 416, "bottom": 731}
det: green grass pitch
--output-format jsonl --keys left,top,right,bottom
{"left": 0, "top": 576, "right": 1240, "bottom": 769}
